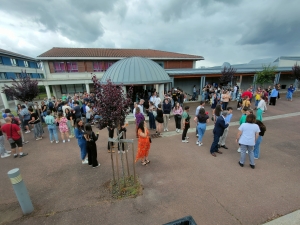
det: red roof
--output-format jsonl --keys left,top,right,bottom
{"left": 37, "top": 47, "right": 203, "bottom": 60}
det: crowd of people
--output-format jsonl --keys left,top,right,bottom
{"left": 133, "top": 83, "right": 296, "bottom": 169}
{"left": 0, "top": 84, "right": 297, "bottom": 171}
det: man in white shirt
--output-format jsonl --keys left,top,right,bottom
{"left": 62, "top": 101, "right": 72, "bottom": 117}
{"left": 232, "top": 85, "right": 237, "bottom": 101}
{"left": 149, "top": 92, "right": 157, "bottom": 104}
{"left": 85, "top": 102, "right": 92, "bottom": 123}
{"left": 138, "top": 99, "right": 144, "bottom": 114}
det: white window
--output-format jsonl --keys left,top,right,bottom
{"left": 24, "top": 61, "right": 28, "bottom": 67}
{"left": 0, "top": 72, "right": 6, "bottom": 79}
{"left": 10, "top": 58, "right": 17, "bottom": 66}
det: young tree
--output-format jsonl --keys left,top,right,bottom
{"left": 292, "top": 63, "right": 300, "bottom": 80}
{"left": 220, "top": 66, "right": 237, "bottom": 86}
{"left": 91, "top": 75, "right": 133, "bottom": 130}
{"left": 255, "top": 65, "right": 277, "bottom": 87}
{"left": 1, "top": 73, "right": 39, "bottom": 102}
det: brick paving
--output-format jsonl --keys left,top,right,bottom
{"left": 0, "top": 97, "right": 300, "bottom": 225}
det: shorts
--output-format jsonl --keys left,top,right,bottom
{"left": 10, "top": 137, "right": 23, "bottom": 149}
{"left": 23, "top": 119, "right": 30, "bottom": 126}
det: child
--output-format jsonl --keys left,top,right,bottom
{"left": 84, "top": 123, "right": 100, "bottom": 168}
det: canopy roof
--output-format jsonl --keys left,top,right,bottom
{"left": 101, "top": 57, "right": 172, "bottom": 85}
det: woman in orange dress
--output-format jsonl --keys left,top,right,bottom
{"left": 135, "top": 120, "right": 151, "bottom": 165}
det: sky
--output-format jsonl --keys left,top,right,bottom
{"left": 0, "top": 0, "right": 299, "bottom": 67}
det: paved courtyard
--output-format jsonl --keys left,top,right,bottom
{"left": 1, "top": 97, "right": 300, "bottom": 225}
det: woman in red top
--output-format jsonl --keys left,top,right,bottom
{"left": 135, "top": 120, "right": 151, "bottom": 165}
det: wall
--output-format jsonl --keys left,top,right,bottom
{"left": 174, "top": 78, "right": 201, "bottom": 95}
{"left": 164, "top": 60, "right": 193, "bottom": 69}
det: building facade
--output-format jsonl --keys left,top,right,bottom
{"left": 36, "top": 47, "right": 203, "bottom": 99}
{"left": 0, "top": 49, "right": 44, "bottom": 108}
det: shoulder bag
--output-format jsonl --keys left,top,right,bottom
{"left": 8, "top": 125, "right": 15, "bottom": 144}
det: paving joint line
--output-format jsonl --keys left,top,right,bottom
{"left": 161, "top": 112, "right": 300, "bottom": 138}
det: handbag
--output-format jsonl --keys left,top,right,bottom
{"left": 8, "top": 125, "right": 15, "bottom": 144}
{"left": 149, "top": 137, "right": 152, "bottom": 143}
{"left": 177, "top": 114, "right": 182, "bottom": 119}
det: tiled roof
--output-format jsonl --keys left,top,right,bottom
{"left": 37, "top": 47, "right": 204, "bottom": 60}
{"left": 0, "top": 48, "right": 36, "bottom": 61}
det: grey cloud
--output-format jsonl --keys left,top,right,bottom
{"left": 161, "top": 0, "right": 243, "bottom": 22}
{"left": 0, "top": 0, "right": 124, "bottom": 43}
{"left": 237, "top": 20, "right": 300, "bottom": 46}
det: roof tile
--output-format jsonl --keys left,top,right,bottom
{"left": 37, "top": 47, "right": 203, "bottom": 59}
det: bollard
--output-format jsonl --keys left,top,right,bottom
{"left": 7, "top": 168, "right": 34, "bottom": 215}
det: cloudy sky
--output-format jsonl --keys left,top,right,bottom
{"left": 0, "top": 0, "right": 299, "bottom": 67}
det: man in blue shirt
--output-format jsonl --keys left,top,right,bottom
{"left": 269, "top": 86, "right": 279, "bottom": 106}
{"left": 218, "top": 107, "right": 233, "bottom": 149}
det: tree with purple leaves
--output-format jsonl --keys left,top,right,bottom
{"left": 91, "top": 75, "right": 133, "bottom": 130}
{"left": 292, "top": 63, "right": 300, "bottom": 80}
{"left": 220, "top": 66, "right": 237, "bottom": 86}
{"left": 1, "top": 73, "right": 39, "bottom": 102}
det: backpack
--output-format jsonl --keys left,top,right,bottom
{"left": 48, "top": 101, "right": 54, "bottom": 109}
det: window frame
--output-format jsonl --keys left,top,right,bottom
{"left": 53, "top": 62, "right": 66, "bottom": 73}
{"left": 0, "top": 72, "right": 7, "bottom": 79}
{"left": 66, "top": 62, "right": 78, "bottom": 73}
{"left": 10, "top": 58, "right": 17, "bottom": 66}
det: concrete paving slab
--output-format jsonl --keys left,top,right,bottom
{"left": 262, "top": 210, "right": 300, "bottom": 225}
{"left": 0, "top": 97, "right": 300, "bottom": 225}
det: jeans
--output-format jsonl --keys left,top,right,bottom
{"left": 255, "top": 100, "right": 260, "bottom": 107}
{"left": 239, "top": 144, "right": 255, "bottom": 165}
{"left": 148, "top": 112, "right": 156, "bottom": 129}
{"left": 0, "top": 135, "right": 9, "bottom": 155}
{"left": 222, "top": 102, "right": 228, "bottom": 110}
{"left": 78, "top": 140, "right": 87, "bottom": 160}
{"left": 182, "top": 123, "right": 190, "bottom": 140}
{"left": 48, "top": 124, "right": 58, "bottom": 142}
{"left": 163, "top": 114, "right": 170, "bottom": 130}
{"left": 174, "top": 115, "right": 181, "bottom": 129}
{"left": 197, "top": 123, "right": 206, "bottom": 142}
{"left": 253, "top": 136, "right": 263, "bottom": 158}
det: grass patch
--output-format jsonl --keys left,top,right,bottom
{"left": 0, "top": 110, "right": 17, "bottom": 119}
{"left": 111, "top": 175, "right": 143, "bottom": 199}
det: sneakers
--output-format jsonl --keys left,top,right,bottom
{"left": 166, "top": 128, "right": 168, "bottom": 131}
{"left": 25, "top": 130, "right": 31, "bottom": 134}
{"left": 6, "top": 151, "right": 11, "bottom": 154}
{"left": 36, "top": 137, "right": 42, "bottom": 140}
{"left": 19, "top": 153, "right": 28, "bottom": 158}
{"left": 196, "top": 134, "right": 199, "bottom": 137}
{"left": 237, "top": 148, "right": 241, "bottom": 152}
{"left": 67, "top": 139, "right": 70, "bottom": 142}
{"left": 82, "top": 159, "right": 88, "bottom": 164}
{"left": 13, "top": 154, "right": 18, "bottom": 158}
{"left": 1, "top": 153, "right": 11, "bottom": 158}
{"left": 246, "top": 151, "right": 248, "bottom": 154}
{"left": 198, "top": 143, "right": 203, "bottom": 146}
{"left": 63, "top": 140, "right": 66, "bottom": 143}
{"left": 182, "top": 140, "right": 189, "bottom": 143}
{"left": 93, "top": 163, "right": 101, "bottom": 168}
{"left": 186, "top": 136, "right": 189, "bottom": 139}
{"left": 163, "top": 129, "right": 166, "bottom": 131}
{"left": 69, "top": 135, "right": 74, "bottom": 138}
{"left": 50, "top": 140, "right": 54, "bottom": 143}
{"left": 196, "top": 141, "right": 199, "bottom": 145}
{"left": 56, "top": 141, "right": 59, "bottom": 144}
{"left": 254, "top": 157, "right": 258, "bottom": 159}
